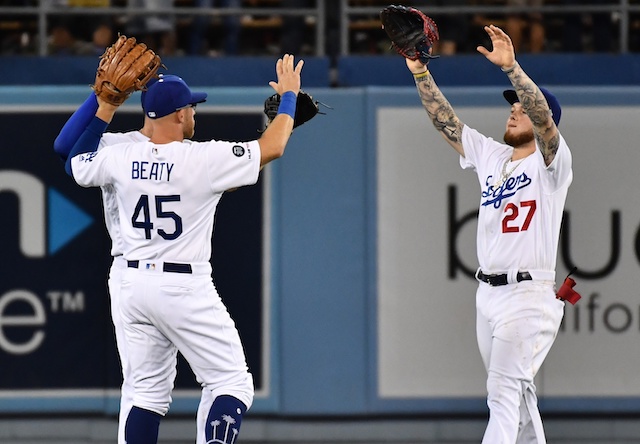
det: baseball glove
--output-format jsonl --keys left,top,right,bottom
{"left": 92, "top": 35, "right": 162, "bottom": 106}
{"left": 380, "top": 5, "right": 440, "bottom": 64}
{"left": 263, "top": 90, "right": 325, "bottom": 129}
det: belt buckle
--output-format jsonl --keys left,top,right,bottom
{"left": 486, "top": 273, "right": 508, "bottom": 286}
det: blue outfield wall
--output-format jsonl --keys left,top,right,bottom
{"left": 1, "top": 53, "right": 640, "bottom": 87}
{"left": 0, "top": 56, "right": 332, "bottom": 87}
{"left": 336, "top": 53, "right": 640, "bottom": 87}
{"left": 1, "top": 57, "right": 640, "bottom": 417}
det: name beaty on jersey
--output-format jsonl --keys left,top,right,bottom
{"left": 132, "top": 161, "right": 174, "bottom": 181}
{"left": 78, "top": 152, "right": 175, "bottom": 182}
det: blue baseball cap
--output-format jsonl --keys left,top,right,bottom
{"left": 503, "top": 87, "right": 561, "bottom": 126}
{"left": 142, "top": 76, "right": 207, "bottom": 119}
{"left": 140, "top": 74, "right": 181, "bottom": 109}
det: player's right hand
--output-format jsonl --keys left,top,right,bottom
{"left": 269, "top": 54, "right": 303, "bottom": 96}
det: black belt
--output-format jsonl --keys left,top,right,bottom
{"left": 477, "top": 270, "right": 532, "bottom": 286}
{"left": 127, "top": 260, "right": 192, "bottom": 274}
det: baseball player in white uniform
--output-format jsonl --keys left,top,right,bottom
{"left": 54, "top": 75, "right": 216, "bottom": 444}
{"left": 63, "top": 54, "right": 303, "bottom": 444}
{"left": 405, "top": 25, "right": 572, "bottom": 443}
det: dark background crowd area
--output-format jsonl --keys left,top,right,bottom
{"left": 1, "top": 0, "right": 640, "bottom": 60}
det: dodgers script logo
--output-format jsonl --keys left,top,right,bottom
{"left": 481, "top": 172, "right": 532, "bottom": 209}
{"left": 79, "top": 151, "right": 98, "bottom": 163}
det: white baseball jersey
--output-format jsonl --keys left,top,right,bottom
{"left": 461, "top": 125, "right": 571, "bottom": 444}
{"left": 99, "top": 131, "right": 149, "bottom": 257}
{"left": 71, "top": 139, "right": 260, "bottom": 262}
{"left": 95, "top": 131, "right": 150, "bottom": 444}
{"left": 459, "top": 125, "right": 573, "bottom": 276}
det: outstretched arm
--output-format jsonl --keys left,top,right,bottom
{"left": 478, "top": 25, "right": 559, "bottom": 165}
{"left": 258, "top": 54, "right": 304, "bottom": 167}
{"left": 405, "top": 58, "right": 465, "bottom": 157}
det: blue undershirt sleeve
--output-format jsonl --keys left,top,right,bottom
{"left": 54, "top": 93, "right": 99, "bottom": 162}
{"left": 65, "top": 116, "right": 109, "bottom": 176}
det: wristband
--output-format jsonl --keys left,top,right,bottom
{"left": 413, "top": 70, "right": 430, "bottom": 79}
{"left": 277, "top": 91, "right": 297, "bottom": 119}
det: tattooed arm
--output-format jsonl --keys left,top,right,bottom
{"left": 477, "top": 25, "right": 560, "bottom": 166}
{"left": 406, "top": 58, "right": 465, "bottom": 157}
{"left": 503, "top": 62, "right": 559, "bottom": 165}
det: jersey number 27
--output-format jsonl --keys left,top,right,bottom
{"left": 502, "top": 200, "right": 536, "bottom": 233}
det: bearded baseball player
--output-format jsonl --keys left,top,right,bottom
{"left": 63, "top": 54, "right": 303, "bottom": 444}
{"left": 399, "top": 20, "right": 572, "bottom": 444}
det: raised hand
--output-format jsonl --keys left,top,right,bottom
{"left": 268, "top": 54, "right": 304, "bottom": 96}
{"left": 476, "top": 25, "right": 516, "bottom": 70}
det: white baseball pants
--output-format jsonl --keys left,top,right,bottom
{"left": 118, "top": 261, "right": 254, "bottom": 428}
{"left": 475, "top": 279, "right": 564, "bottom": 444}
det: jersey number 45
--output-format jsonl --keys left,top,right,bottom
{"left": 132, "top": 194, "right": 183, "bottom": 240}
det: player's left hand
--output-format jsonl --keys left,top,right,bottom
{"left": 406, "top": 58, "right": 428, "bottom": 75}
{"left": 95, "top": 95, "right": 120, "bottom": 123}
{"left": 268, "top": 54, "right": 304, "bottom": 96}
{"left": 476, "top": 25, "right": 516, "bottom": 71}
{"left": 93, "top": 35, "right": 162, "bottom": 106}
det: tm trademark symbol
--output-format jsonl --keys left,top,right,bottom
{"left": 46, "top": 291, "right": 85, "bottom": 313}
